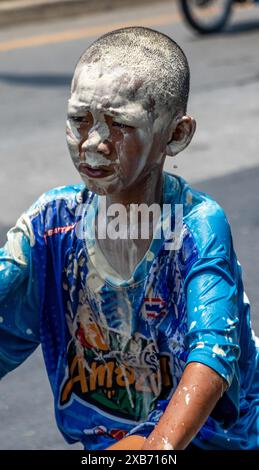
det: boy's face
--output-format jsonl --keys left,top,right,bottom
{"left": 66, "top": 62, "right": 170, "bottom": 196}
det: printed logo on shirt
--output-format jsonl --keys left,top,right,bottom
{"left": 143, "top": 297, "right": 167, "bottom": 319}
{"left": 59, "top": 302, "right": 173, "bottom": 421}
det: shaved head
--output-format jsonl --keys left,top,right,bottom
{"left": 73, "top": 26, "right": 190, "bottom": 119}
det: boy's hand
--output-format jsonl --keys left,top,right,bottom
{"left": 106, "top": 435, "right": 146, "bottom": 450}
{"left": 142, "top": 362, "right": 227, "bottom": 450}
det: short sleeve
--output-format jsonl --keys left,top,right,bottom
{"left": 185, "top": 256, "right": 240, "bottom": 385}
{"left": 0, "top": 214, "right": 40, "bottom": 378}
{"left": 183, "top": 204, "right": 242, "bottom": 426}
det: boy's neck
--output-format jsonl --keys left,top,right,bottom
{"left": 95, "top": 170, "right": 164, "bottom": 279}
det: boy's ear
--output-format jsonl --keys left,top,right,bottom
{"left": 166, "top": 115, "right": 196, "bottom": 157}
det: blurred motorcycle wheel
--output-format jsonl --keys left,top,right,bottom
{"left": 179, "top": 0, "right": 233, "bottom": 33}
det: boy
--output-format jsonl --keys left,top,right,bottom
{"left": 0, "top": 27, "right": 258, "bottom": 450}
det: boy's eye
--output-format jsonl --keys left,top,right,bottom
{"left": 112, "top": 121, "right": 133, "bottom": 130}
{"left": 70, "top": 116, "right": 91, "bottom": 125}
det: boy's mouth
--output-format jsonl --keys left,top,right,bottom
{"left": 79, "top": 163, "right": 114, "bottom": 179}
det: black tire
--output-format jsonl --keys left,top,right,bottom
{"left": 179, "top": 0, "right": 233, "bottom": 34}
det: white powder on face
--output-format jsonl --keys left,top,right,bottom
{"left": 66, "top": 111, "right": 113, "bottom": 172}
{"left": 67, "top": 61, "right": 168, "bottom": 195}
{"left": 73, "top": 61, "right": 150, "bottom": 126}
{"left": 66, "top": 119, "right": 81, "bottom": 169}
{"left": 67, "top": 25, "right": 191, "bottom": 186}
{"left": 83, "top": 151, "right": 115, "bottom": 169}
{"left": 81, "top": 119, "right": 110, "bottom": 165}
{"left": 80, "top": 172, "right": 120, "bottom": 195}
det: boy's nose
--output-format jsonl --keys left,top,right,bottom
{"left": 82, "top": 129, "right": 101, "bottom": 152}
{"left": 82, "top": 120, "right": 111, "bottom": 153}
{"left": 81, "top": 132, "right": 112, "bottom": 156}
{"left": 96, "top": 142, "right": 111, "bottom": 156}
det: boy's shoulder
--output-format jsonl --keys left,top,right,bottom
{"left": 165, "top": 172, "right": 227, "bottom": 219}
{"left": 164, "top": 172, "right": 232, "bottom": 259}
{"left": 182, "top": 178, "right": 228, "bottom": 224}
{"left": 22, "top": 184, "right": 89, "bottom": 241}
{"left": 27, "top": 184, "right": 86, "bottom": 219}
{"left": 182, "top": 178, "right": 232, "bottom": 260}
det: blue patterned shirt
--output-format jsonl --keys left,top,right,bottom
{"left": 0, "top": 172, "right": 258, "bottom": 449}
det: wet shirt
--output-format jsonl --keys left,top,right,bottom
{"left": 0, "top": 172, "right": 258, "bottom": 450}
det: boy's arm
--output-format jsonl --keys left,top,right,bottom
{"left": 109, "top": 208, "right": 242, "bottom": 451}
{"left": 142, "top": 362, "right": 227, "bottom": 450}
{"left": 0, "top": 214, "right": 40, "bottom": 378}
{"left": 106, "top": 362, "right": 226, "bottom": 451}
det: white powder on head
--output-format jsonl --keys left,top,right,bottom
{"left": 76, "top": 27, "right": 189, "bottom": 117}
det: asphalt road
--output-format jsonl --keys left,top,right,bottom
{"left": 0, "top": 0, "right": 259, "bottom": 449}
